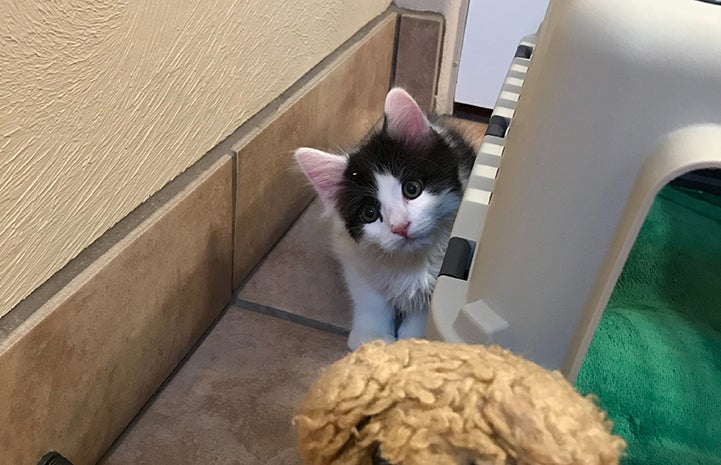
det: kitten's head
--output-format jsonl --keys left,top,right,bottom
{"left": 295, "top": 88, "right": 466, "bottom": 254}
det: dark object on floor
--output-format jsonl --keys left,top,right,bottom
{"left": 37, "top": 451, "right": 74, "bottom": 465}
{"left": 452, "top": 102, "right": 491, "bottom": 123}
{"left": 485, "top": 115, "right": 510, "bottom": 138}
{"left": 671, "top": 168, "right": 721, "bottom": 197}
{"left": 577, "top": 185, "right": 721, "bottom": 465}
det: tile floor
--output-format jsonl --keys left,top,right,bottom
{"left": 99, "top": 308, "right": 346, "bottom": 465}
{"left": 98, "top": 118, "right": 486, "bottom": 465}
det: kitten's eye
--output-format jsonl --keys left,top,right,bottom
{"left": 402, "top": 179, "right": 423, "bottom": 199}
{"left": 360, "top": 204, "right": 380, "bottom": 223}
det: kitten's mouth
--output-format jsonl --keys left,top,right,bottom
{"left": 395, "top": 233, "right": 431, "bottom": 250}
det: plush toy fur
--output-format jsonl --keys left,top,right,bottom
{"left": 296, "top": 339, "right": 625, "bottom": 465}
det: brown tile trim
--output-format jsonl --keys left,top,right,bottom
{"left": 231, "top": 14, "right": 397, "bottom": 288}
{"left": 97, "top": 301, "right": 235, "bottom": 463}
{"left": 98, "top": 306, "right": 348, "bottom": 465}
{"left": 392, "top": 11, "right": 445, "bottom": 113}
{"left": 0, "top": 150, "right": 231, "bottom": 344}
{"left": 231, "top": 197, "right": 317, "bottom": 293}
{"left": 0, "top": 155, "right": 234, "bottom": 465}
{"left": 230, "top": 150, "right": 239, "bottom": 300}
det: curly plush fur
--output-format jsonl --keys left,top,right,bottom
{"left": 296, "top": 339, "right": 625, "bottom": 465}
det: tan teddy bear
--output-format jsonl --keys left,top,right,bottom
{"left": 295, "top": 339, "right": 625, "bottom": 465}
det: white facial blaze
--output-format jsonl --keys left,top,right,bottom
{"left": 359, "top": 173, "right": 449, "bottom": 252}
{"left": 376, "top": 173, "right": 407, "bottom": 229}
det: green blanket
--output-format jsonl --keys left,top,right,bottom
{"left": 576, "top": 186, "right": 721, "bottom": 465}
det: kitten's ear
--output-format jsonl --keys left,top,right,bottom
{"left": 384, "top": 87, "right": 431, "bottom": 144}
{"left": 294, "top": 147, "right": 348, "bottom": 209}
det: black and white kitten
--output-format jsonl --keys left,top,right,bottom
{"left": 294, "top": 88, "right": 475, "bottom": 350}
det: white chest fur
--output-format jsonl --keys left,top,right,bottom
{"left": 332, "top": 218, "right": 451, "bottom": 314}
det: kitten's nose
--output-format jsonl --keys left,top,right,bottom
{"left": 391, "top": 220, "right": 410, "bottom": 238}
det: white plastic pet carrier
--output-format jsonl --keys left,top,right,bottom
{"left": 429, "top": 0, "right": 721, "bottom": 381}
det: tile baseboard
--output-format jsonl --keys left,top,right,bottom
{"left": 231, "top": 13, "right": 397, "bottom": 288}
{"left": 393, "top": 11, "right": 444, "bottom": 114}
{"left": 0, "top": 155, "right": 234, "bottom": 465}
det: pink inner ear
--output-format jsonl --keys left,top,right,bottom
{"left": 294, "top": 148, "right": 347, "bottom": 208}
{"left": 384, "top": 87, "right": 431, "bottom": 144}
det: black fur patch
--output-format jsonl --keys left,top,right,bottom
{"left": 335, "top": 125, "right": 475, "bottom": 241}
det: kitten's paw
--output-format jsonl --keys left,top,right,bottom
{"left": 347, "top": 329, "right": 396, "bottom": 351}
{"left": 397, "top": 325, "right": 425, "bottom": 340}
{"left": 397, "top": 311, "right": 427, "bottom": 340}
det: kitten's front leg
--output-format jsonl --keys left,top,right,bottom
{"left": 343, "top": 264, "right": 396, "bottom": 351}
{"left": 397, "top": 309, "right": 428, "bottom": 340}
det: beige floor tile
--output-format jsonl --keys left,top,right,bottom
{"left": 238, "top": 199, "right": 352, "bottom": 331}
{"left": 99, "top": 307, "right": 347, "bottom": 465}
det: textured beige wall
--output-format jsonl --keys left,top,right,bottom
{"left": 0, "top": 0, "right": 391, "bottom": 318}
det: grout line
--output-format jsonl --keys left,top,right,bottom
{"left": 389, "top": 11, "right": 401, "bottom": 88}
{"left": 234, "top": 298, "right": 350, "bottom": 337}
{"left": 100, "top": 296, "right": 348, "bottom": 459}
{"left": 96, "top": 300, "right": 235, "bottom": 461}
{"left": 229, "top": 152, "right": 238, "bottom": 294}
{"left": 231, "top": 197, "right": 317, "bottom": 293}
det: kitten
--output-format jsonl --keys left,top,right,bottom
{"left": 294, "top": 88, "right": 475, "bottom": 350}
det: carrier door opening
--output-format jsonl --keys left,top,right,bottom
{"left": 575, "top": 173, "right": 721, "bottom": 465}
